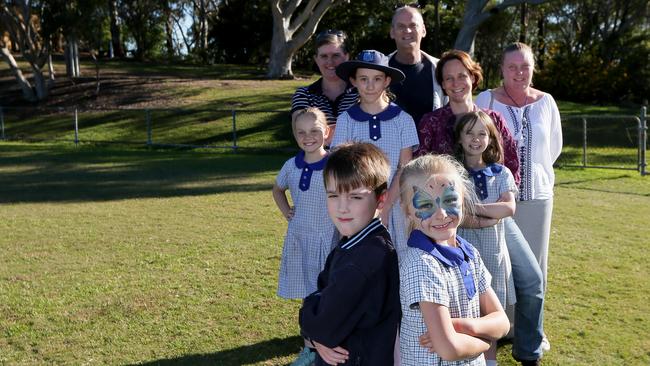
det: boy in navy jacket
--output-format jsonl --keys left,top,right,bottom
{"left": 299, "top": 142, "right": 401, "bottom": 366}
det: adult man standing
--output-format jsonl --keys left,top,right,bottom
{"left": 388, "top": 5, "right": 445, "bottom": 126}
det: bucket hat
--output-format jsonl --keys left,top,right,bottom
{"left": 336, "top": 50, "right": 405, "bottom": 85}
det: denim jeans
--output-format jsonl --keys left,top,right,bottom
{"left": 504, "top": 217, "right": 544, "bottom": 361}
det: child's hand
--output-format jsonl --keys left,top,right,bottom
{"left": 313, "top": 341, "right": 349, "bottom": 365}
{"left": 285, "top": 207, "right": 295, "bottom": 221}
{"left": 418, "top": 332, "right": 436, "bottom": 353}
{"left": 480, "top": 217, "right": 499, "bottom": 227}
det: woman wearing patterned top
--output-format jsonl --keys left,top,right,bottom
{"left": 475, "top": 42, "right": 562, "bottom": 366}
{"left": 291, "top": 30, "right": 359, "bottom": 143}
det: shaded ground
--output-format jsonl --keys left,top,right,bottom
{"left": 0, "top": 55, "right": 310, "bottom": 110}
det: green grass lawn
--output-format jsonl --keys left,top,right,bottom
{"left": 0, "top": 143, "right": 648, "bottom": 365}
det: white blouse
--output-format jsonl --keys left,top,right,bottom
{"left": 475, "top": 91, "right": 562, "bottom": 200}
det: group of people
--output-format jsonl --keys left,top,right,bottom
{"left": 274, "top": 5, "right": 562, "bottom": 366}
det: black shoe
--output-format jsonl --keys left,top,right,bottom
{"left": 518, "top": 359, "right": 540, "bottom": 366}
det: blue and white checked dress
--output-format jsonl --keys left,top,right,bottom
{"left": 458, "top": 164, "right": 517, "bottom": 307}
{"left": 276, "top": 152, "right": 337, "bottom": 299}
{"left": 399, "top": 235, "right": 491, "bottom": 366}
{"left": 332, "top": 103, "right": 419, "bottom": 256}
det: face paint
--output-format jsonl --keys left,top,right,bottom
{"left": 411, "top": 184, "right": 461, "bottom": 221}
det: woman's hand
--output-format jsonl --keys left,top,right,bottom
{"left": 313, "top": 341, "right": 349, "bottom": 365}
{"left": 285, "top": 206, "right": 295, "bottom": 221}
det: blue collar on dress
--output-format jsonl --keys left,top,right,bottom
{"left": 294, "top": 151, "right": 328, "bottom": 192}
{"left": 468, "top": 163, "right": 502, "bottom": 200}
{"left": 347, "top": 103, "right": 401, "bottom": 141}
{"left": 407, "top": 229, "right": 477, "bottom": 299}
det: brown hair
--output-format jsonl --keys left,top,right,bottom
{"left": 435, "top": 49, "right": 483, "bottom": 93}
{"left": 324, "top": 142, "right": 390, "bottom": 197}
{"left": 399, "top": 154, "right": 478, "bottom": 232}
{"left": 454, "top": 111, "right": 504, "bottom": 165}
{"left": 292, "top": 107, "right": 329, "bottom": 134}
{"left": 315, "top": 29, "right": 349, "bottom": 55}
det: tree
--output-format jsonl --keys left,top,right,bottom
{"left": 267, "top": 0, "right": 347, "bottom": 79}
{"left": 454, "top": 0, "right": 550, "bottom": 53}
{"left": 119, "top": 0, "right": 165, "bottom": 60}
{"left": 108, "top": 0, "right": 124, "bottom": 58}
{"left": 0, "top": 0, "right": 53, "bottom": 102}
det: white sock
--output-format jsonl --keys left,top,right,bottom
{"left": 486, "top": 360, "right": 497, "bottom": 366}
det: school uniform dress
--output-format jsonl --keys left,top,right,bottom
{"left": 276, "top": 151, "right": 337, "bottom": 299}
{"left": 332, "top": 103, "right": 419, "bottom": 256}
{"left": 399, "top": 230, "right": 491, "bottom": 366}
{"left": 299, "top": 218, "right": 401, "bottom": 366}
{"left": 457, "top": 164, "right": 517, "bottom": 308}
{"left": 291, "top": 78, "right": 359, "bottom": 125}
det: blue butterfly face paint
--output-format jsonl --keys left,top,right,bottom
{"left": 412, "top": 184, "right": 461, "bottom": 221}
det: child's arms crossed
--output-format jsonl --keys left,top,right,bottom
{"left": 419, "top": 301, "right": 490, "bottom": 361}
{"left": 451, "top": 288, "right": 510, "bottom": 340}
{"left": 475, "top": 190, "right": 515, "bottom": 219}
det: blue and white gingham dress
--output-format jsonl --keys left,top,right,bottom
{"left": 458, "top": 164, "right": 517, "bottom": 307}
{"left": 332, "top": 103, "right": 419, "bottom": 256}
{"left": 399, "top": 241, "right": 491, "bottom": 366}
{"left": 276, "top": 154, "right": 337, "bottom": 299}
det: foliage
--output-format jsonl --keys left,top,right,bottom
{"left": 208, "top": 1, "right": 272, "bottom": 64}
{"left": 534, "top": 0, "right": 650, "bottom": 104}
{"left": 118, "top": 0, "right": 166, "bottom": 60}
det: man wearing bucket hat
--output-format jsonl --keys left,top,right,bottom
{"left": 332, "top": 49, "right": 419, "bottom": 260}
{"left": 388, "top": 4, "right": 445, "bottom": 127}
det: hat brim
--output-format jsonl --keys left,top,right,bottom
{"left": 336, "top": 61, "right": 405, "bottom": 85}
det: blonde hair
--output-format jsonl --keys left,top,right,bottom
{"left": 324, "top": 142, "right": 390, "bottom": 196}
{"left": 292, "top": 107, "right": 328, "bottom": 133}
{"left": 454, "top": 111, "right": 504, "bottom": 165}
{"left": 399, "top": 154, "right": 478, "bottom": 233}
{"left": 502, "top": 42, "right": 536, "bottom": 71}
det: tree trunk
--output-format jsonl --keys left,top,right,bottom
{"left": 65, "top": 35, "right": 80, "bottom": 78}
{"left": 0, "top": 45, "right": 36, "bottom": 101}
{"left": 108, "top": 0, "right": 124, "bottom": 58}
{"left": 32, "top": 65, "right": 49, "bottom": 100}
{"left": 536, "top": 15, "right": 546, "bottom": 69}
{"left": 267, "top": 0, "right": 336, "bottom": 79}
{"left": 163, "top": 1, "right": 175, "bottom": 58}
{"left": 519, "top": 3, "right": 528, "bottom": 43}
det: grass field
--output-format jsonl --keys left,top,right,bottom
{"left": 1, "top": 60, "right": 649, "bottom": 365}
{"left": 0, "top": 142, "right": 649, "bottom": 365}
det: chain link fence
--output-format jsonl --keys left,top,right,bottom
{"left": 0, "top": 106, "right": 647, "bottom": 175}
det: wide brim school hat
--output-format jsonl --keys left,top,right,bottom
{"left": 336, "top": 50, "right": 405, "bottom": 85}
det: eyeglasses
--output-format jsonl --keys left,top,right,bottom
{"left": 316, "top": 29, "right": 345, "bottom": 40}
{"left": 393, "top": 2, "right": 421, "bottom": 10}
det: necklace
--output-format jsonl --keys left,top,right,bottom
{"left": 503, "top": 86, "right": 528, "bottom": 108}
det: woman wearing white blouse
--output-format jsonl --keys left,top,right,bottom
{"left": 476, "top": 42, "right": 562, "bottom": 366}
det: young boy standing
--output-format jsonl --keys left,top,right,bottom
{"left": 299, "top": 142, "right": 401, "bottom": 366}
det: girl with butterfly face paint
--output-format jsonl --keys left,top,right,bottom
{"left": 397, "top": 154, "right": 509, "bottom": 366}
{"left": 455, "top": 111, "right": 518, "bottom": 366}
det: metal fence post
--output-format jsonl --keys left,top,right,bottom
{"left": 74, "top": 108, "right": 79, "bottom": 146}
{"left": 232, "top": 109, "right": 238, "bottom": 152}
{"left": 640, "top": 106, "right": 647, "bottom": 176}
{"left": 0, "top": 106, "right": 5, "bottom": 140}
{"left": 146, "top": 109, "right": 152, "bottom": 146}
{"left": 582, "top": 117, "right": 587, "bottom": 168}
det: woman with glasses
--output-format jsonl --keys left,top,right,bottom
{"left": 291, "top": 30, "right": 358, "bottom": 143}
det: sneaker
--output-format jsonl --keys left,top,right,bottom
{"left": 291, "top": 347, "right": 316, "bottom": 366}
{"left": 541, "top": 334, "right": 551, "bottom": 353}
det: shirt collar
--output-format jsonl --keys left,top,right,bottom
{"left": 294, "top": 150, "right": 328, "bottom": 171}
{"left": 407, "top": 229, "right": 474, "bottom": 266}
{"left": 468, "top": 164, "right": 502, "bottom": 200}
{"left": 347, "top": 103, "right": 401, "bottom": 122}
{"left": 339, "top": 218, "right": 384, "bottom": 250}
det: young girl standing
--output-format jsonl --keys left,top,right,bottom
{"left": 398, "top": 154, "right": 509, "bottom": 366}
{"left": 332, "top": 50, "right": 419, "bottom": 256}
{"left": 455, "top": 111, "right": 518, "bottom": 366}
{"left": 272, "top": 107, "right": 337, "bottom": 364}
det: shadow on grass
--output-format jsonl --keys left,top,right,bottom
{"left": 0, "top": 145, "right": 293, "bottom": 203}
{"left": 132, "top": 336, "right": 302, "bottom": 366}
{"left": 555, "top": 173, "right": 650, "bottom": 197}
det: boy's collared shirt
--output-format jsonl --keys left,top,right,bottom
{"left": 299, "top": 218, "right": 401, "bottom": 366}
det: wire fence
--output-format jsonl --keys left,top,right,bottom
{"left": 0, "top": 105, "right": 647, "bottom": 175}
